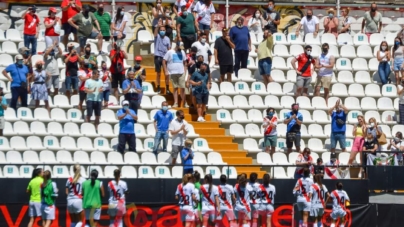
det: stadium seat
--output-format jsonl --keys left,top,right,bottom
{"left": 100, "top": 109, "right": 118, "bottom": 123}
{"left": 273, "top": 44, "right": 290, "bottom": 57}
{"left": 142, "top": 82, "right": 157, "bottom": 96}
{"left": 368, "top": 58, "right": 379, "bottom": 71}
{"left": 103, "top": 166, "right": 118, "bottom": 178}
{"left": 73, "top": 151, "right": 91, "bottom": 164}
{"left": 193, "top": 152, "right": 208, "bottom": 165}
{"left": 381, "top": 111, "right": 396, "bottom": 125}
{"left": 288, "top": 33, "right": 304, "bottom": 45}
{"left": 344, "top": 97, "right": 361, "bottom": 111}
{"left": 107, "top": 152, "right": 124, "bottom": 165}
{"left": 264, "top": 95, "right": 282, "bottom": 109}
{"left": 0, "top": 137, "right": 10, "bottom": 151}
{"left": 94, "top": 137, "right": 111, "bottom": 152}
{"left": 4, "top": 122, "right": 16, "bottom": 136}
{"left": 123, "top": 152, "right": 141, "bottom": 165}
{"left": 378, "top": 97, "right": 394, "bottom": 111}
{"left": 313, "top": 110, "right": 329, "bottom": 124}
{"left": 256, "top": 152, "right": 272, "bottom": 165}
{"left": 243, "top": 138, "right": 262, "bottom": 153}
{"left": 365, "top": 84, "right": 381, "bottom": 97}
{"left": 248, "top": 109, "right": 264, "bottom": 123}
{"left": 352, "top": 58, "right": 369, "bottom": 71}
{"left": 361, "top": 97, "right": 377, "bottom": 110}
{"left": 355, "top": 71, "right": 372, "bottom": 84}
{"left": 157, "top": 152, "right": 171, "bottom": 165}
{"left": 288, "top": 152, "right": 300, "bottom": 164}
{"left": 4, "top": 165, "right": 20, "bottom": 177}
{"left": 251, "top": 82, "right": 266, "bottom": 95}
{"left": 331, "top": 83, "right": 348, "bottom": 97}
{"left": 17, "top": 107, "right": 34, "bottom": 122}
{"left": 273, "top": 167, "right": 289, "bottom": 179}
{"left": 308, "top": 124, "right": 327, "bottom": 138}
{"left": 23, "top": 150, "right": 40, "bottom": 164}
{"left": 348, "top": 84, "right": 365, "bottom": 97}
{"left": 77, "top": 137, "right": 94, "bottom": 151}
{"left": 323, "top": 124, "right": 331, "bottom": 137}
{"left": 26, "top": 136, "right": 45, "bottom": 150}
{"left": 206, "top": 166, "right": 221, "bottom": 178}
{"left": 221, "top": 82, "right": 237, "bottom": 95}
{"left": 308, "top": 138, "right": 327, "bottom": 152}
{"left": 339, "top": 153, "right": 350, "bottom": 165}
{"left": 290, "top": 44, "right": 304, "bottom": 56}
{"left": 81, "top": 123, "right": 98, "bottom": 137}
{"left": 55, "top": 150, "right": 73, "bottom": 164}
{"left": 296, "top": 96, "right": 313, "bottom": 110}
{"left": 2, "top": 41, "right": 18, "bottom": 54}
{"left": 67, "top": 109, "right": 84, "bottom": 123}
{"left": 273, "top": 33, "right": 288, "bottom": 45}
{"left": 10, "top": 136, "right": 27, "bottom": 151}
{"left": 267, "top": 82, "right": 283, "bottom": 95}
{"left": 382, "top": 84, "right": 397, "bottom": 97}
{"left": 91, "top": 151, "right": 107, "bottom": 164}
{"left": 60, "top": 136, "right": 78, "bottom": 151}
{"left": 207, "top": 96, "right": 220, "bottom": 109}
{"left": 311, "top": 97, "right": 328, "bottom": 110}
{"left": 271, "top": 70, "right": 287, "bottom": 82}
{"left": 235, "top": 82, "right": 253, "bottom": 95}
{"left": 4, "top": 108, "right": 18, "bottom": 122}
{"left": 272, "top": 153, "right": 288, "bottom": 164}
{"left": 155, "top": 166, "right": 172, "bottom": 178}
{"left": 218, "top": 95, "right": 235, "bottom": 109}
{"left": 245, "top": 123, "right": 262, "bottom": 138}
{"left": 208, "top": 152, "right": 226, "bottom": 164}
{"left": 6, "top": 29, "right": 23, "bottom": 42}
{"left": 193, "top": 138, "right": 213, "bottom": 152}
{"left": 6, "top": 150, "right": 24, "bottom": 164}
{"left": 340, "top": 45, "right": 356, "bottom": 58}
{"left": 50, "top": 108, "right": 69, "bottom": 122}
{"left": 141, "top": 152, "right": 158, "bottom": 164}
{"left": 337, "top": 33, "right": 353, "bottom": 45}
{"left": 232, "top": 109, "right": 249, "bottom": 123}
{"left": 347, "top": 110, "right": 363, "bottom": 124}
{"left": 364, "top": 110, "right": 381, "bottom": 124}
{"left": 64, "top": 122, "right": 83, "bottom": 137}
{"left": 283, "top": 83, "right": 296, "bottom": 97}
{"left": 304, "top": 33, "right": 321, "bottom": 45}
{"left": 353, "top": 33, "right": 369, "bottom": 46}
{"left": 39, "top": 150, "right": 57, "bottom": 164}
{"left": 53, "top": 165, "right": 70, "bottom": 178}
{"left": 357, "top": 45, "right": 374, "bottom": 59}
{"left": 97, "top": 123, "right": 115, "bottom": 138}
{"left": 19, "top": 165, "right": 34, "bottom": 178}
{"left": 272, "top": 57, "right": 289, "bottom": 70}
{"left": 69, "top": 165, "right": 87, "bottom": 177}
{"left": 247, "top": 95, "right": 265, "bottom": 109}
{"left": 209, "top": 82, "right": 223, "bottom": 95}
{"left": 0, "top": 54, "right": 13, "bottom": 67}
{"left": 216, "top": 109, "right": 234, "bottom": 123}
{"left": 140, "top": 96, "right": 153, "bottom": 109}
{"left": 30, "top": 121, "right": 48, "bottom": 136}
{"left": 234, "top": 95, "right": 251, "bottom": 109}
{"left": 329, "top": 44, "right": 340, "bottom": 58}
{"left": 121, "top": 166, "right": 137, "bottom": 178}
{"left": 151, "top": 96, "right": 166, "bottom": 108}
{"left": 321, "top": 33, "right": 337, "bottom": 46}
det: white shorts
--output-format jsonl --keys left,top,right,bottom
{"left": 29, "top": 201, "right": 42, "bottom": 217}
{"left": 310, "top": 207, "right": 324, "bottom": 217}
{"left": 67, "top": 199, "right": 83, "bottom": 214}
{"left": 41, "top": 204, "right": 55, "bottom": 220}
{"left": 201, "top": 208, "right": 217, "bottom": 221}
{"left": 234, "top": 205, "right": 251, "bottom": 221}
{"left": 180, "top": 205, "right": 195, "bottom": 222}
{"left": 0, "top": 117, "right": 5, "bottom": 130}
{"left": 331, "top": 209, "right": 346, "bottom": 220}
{"left": 297, "top": 201, "right": 311, "bottom": 212}
{"left": 85, "top": 208, "right": 101, "bottom": 221}
{"left": 259, "top": 204, "right": 274, "bottom": 217}
{"left": 107, "top": 202, "right": 127, "bottom": 217}
{"left": 217, "top": 209, "right": 235, "bottom": 221}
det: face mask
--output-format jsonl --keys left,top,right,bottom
{"left": 24, "top": 51, "right": 30, "bottom": 56}
{"left": 37, "top": 65, "right": 42, "bottom": 70}
{"left": 157, "top": 3, "right": 161, "bottom": 7}
{"left": 166, "top": 13, "right": 170, "bottom": 17}
{"left": 305, "top": 50, "right": 311, "bottom": 55}
{"left": 102, "top": 66, "right": 106, "bottom": 70}
{"left": 159, "top": 31, "right": 166, "bottom": 36}
{"left": 17, "top": 60, "right": 23, "bottom": 66}
{"left": 304, "top": 155, "right": 308, "bottom": 159}
{"left": 201, "top": 38, "right": 206, "bottom": 43}
{"left": 162, "top": 106, "right": 168, "bottom": 111}
{"left": 182, "top": 11, "right": 188, "bottom": 16}
{"left": 123, "top": 106, "right": 129, "bottom": 110}
{"left": 255, "top": 13, "right": 260, "bottom": 18}
{"left": 307, "top": 15, "right": 312, "bottom": 19}
{"left": 98, "top": 8, "right": 104, "bottom": 13}
{"left": 200, "top": 69, "right": 206, "bottom": 74}
{"left": 293, "top": 109, "right": 298, "bottom": 114}
{"left": 395, "top": 41, "right": 401, "bottom": 46}
{"left": 371, "top": 7, "right": 376, "bottom": 12}
{"left": 31, "top": 10, "right": 36, "bottom": 13}
{"left": 268, "top": 112, "right": 274, "bottom": 117}
{"left": 187, "top": 144, "right": 192, "bottom": 148}
{"left": 85, "top": 50, "right": 91, "bottom": 55}
{"left": 237, "top": 24, "right": 243, "bottom": 28}
{"left": 83, "top": 10, "right": 89, "bottom": 15}
{"left": 268, "top": 6, "right": 273, "bottom": 11}
{"left": 322, "top": 48, "right": 328, "bottom": 53}
{"left": 366, "top": 139, "right": 372, "bottom": 142}
{"left": 0, "top": 92, "right": 4, "bottom": 96}
{"left": 180, "top": 115, "right": 185, "bottom": 120}
{"left": 134, "top": 63, "right": 141, "bottom": 70}
{"left": 382, "top": 46, "right": 387, "bottom": 50}
{"left": 370, "top": 122, "right": 375, "bottom": 127}
{"left": 394, "top": 137, "right": 400, "bottom": 143}
{"left": 329, "top": 13, "right": 333, "bottom": 18}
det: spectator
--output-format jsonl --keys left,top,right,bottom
{"left": 230, "top": 17, "right": 251, "bottom": 77}
{"left": 84, "top": 70, "right": 104, "bottom": 129}
{"left": 294, "top": 148, "right": 313, "bottom": 179}
{"left": 64, "top": 43, "right": 79, "bottom": 99}
{"left": 80, "top": 44, "right": 98, "bottom": 70}
{"left": 338, "top": 8, "right": 351, "bottom": 34}
{"left": 193, "top": 0, "right": 215, "bottom": 44}
{"left": 31, "top": 60, "right": 51, "bottom": 113}
{"left": 61, "top": 0, "right": 82, "bottom": 48}
{"left": 0, "top": 88, "right": 7, "bottom": 136}
{"left": 154, "top": 23, "right": 171, "bottom": 94}
{"left": 127, "top": 56, "right": 146, "bottom": 85}
{"left": 100, "top": 61, "right": 111, "bottom": 108}
{"left": 2, "top": 55, "right": 29, "bottom": 110}
{"left": 117, "top": 100, "right": 138, "bottom": 154}
{"left": 313, "top": 158, "right": 324, "bottom": 175}
{"left": 214, "top": 28, "right": 235, "bottom": 83}
{"left": 392, "top": 37, "right": 404, "bottom": 85}
{"left": 173, "top": 0, "right": 186, "bottom": 17}
{"left": 177, "top": 5, "right": 197, "bottom": 51}
{"left": 262, "top": 107, "right": 277, "bottom": 157}
{"left": 398, "top": 81, "right": 404, "bottom": 124}
{"left": 257, "top": 29, "right": 274, "bottom": 86}
{"left": 122, "top": 71, "right": 143, "bottom": 114}
{"left": 68, "top": 5, "right": 103, "bottom": 56}
{"left": 325, "top": 152, "right": 340, "bottom": 166}
{"left": 78, "top": 62, "right": 92, "bottom": 111}
{"left": 163, "top": 42, "right": 187, "bottom": 108}
{"left": 377, "top": 41, "right": 391, "bottom": 85}
{"left": 152, "top": 0, "right": 165, "bottom": 32}
{"left": 190, "top": 63, "right": 211, "bottom": 122}
{"left": 361, "top": 3, "right": 382, "bottom": 40}
{"left": 22, "top": 6, "right": 40, "bottom": 55}
{"left": 153, "top": 101, "right": 174, "bottom": 155}
{"left": 110, "top": 42, "right": 128, "bottom": 103}
{"left": 263, "top": 0, "right": 280, "bottom": 34}
{"left": 388, "top": 132, "right": 404, "bottom": 165}
{"left": 329, "top": 99, "right": 348, "bottom": 153}
{"left": 44, "top": 42, "right": 63, "bottom": 96}
{"left": 191, "top": 32, "right": 212, "bottom": 64}
{"left": 187, "top": 53, "right": 211, "bottom": 109}
{"left": 323, "top": 8, "right": 338, "bottom": 37}
{"left": 314, "top": 43, "right": 334, "bottom": 103}
{"left": 94, "top": 3, "right": 111, "bottom": 43}
{"left": 367, "top": 117, "right": 383, "bottom": 148}
{"left": 163, "top": 8, "right": 175, "bottom": 40}
{"left": 295, "top": 9, "right": 319, "bottom": 40}
{"left": 44, "top": 8, "right": 62, "bottom": 50}
{"left": 169, "top": 110, "right": 189, "bottom": 165}
{"left": 284, "top": 103, "right": 303, "bottom": 154}
{"left": 111, "top": 7, "right": 129, "bottom": 44}
{"left": 399, "top": 26, "right": 404, "bottom": 41}
{"left": 291, "top": 45, "right": 316, "bottom": 98}
{"left": 363, "top": 133, "right": 379, "bottom": 172}
{"left": 181, "top": 139, "right": 194, "bottom": 174}
{"left": 348, "top": 115, "right": 366, "bottom": 165}
{"left": 248, "top": 9, "right": 265, "bottom": 37}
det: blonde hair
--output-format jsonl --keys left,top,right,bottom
{"left": 72, "top": 164, "right": 81, "bottom": 184}
{"left": 185, "top": 139, "right": 193, "bottom": 147}
{"left": 182, "top": 173, "right": 192, "bottom": 185}
{"left": 342, "top": 8, "right": 350, "bottom": 14}
{"left": 368, "top": 117, "right": 377, "bottom": 124}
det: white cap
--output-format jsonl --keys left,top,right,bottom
{"left": 122, "top": 100, "right": 129, "bottom": 106}
{"left": 15, "top": 54, "right": 23, "bottom": 60}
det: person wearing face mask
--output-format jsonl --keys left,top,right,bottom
{"left": 257, "top": 29, "right": 274, "bottom": 86}
{"left": 362, "top": 133, "right": 379, "bottom": 171}
{"left": 61, "top": 0, "right": 82, "bottom": 49}
{"left": 154, "top": 23, "right": 171, "bottom": 94}
{"left": 44, "top": 8, "right": 62, "bottom": 50}
{"left": 177, "top": 5, "right": 198, "bottom": 51}
{"left": 162, "top": 8, "right": 175, "bottom": 40}
{"left": 100, "top": 61, "right": 112, "bottom": 108}
{"left": 117, "top": 100, "right": 138, "bottom": 153}
{"left": 329, "top": 99, "right": 349, "bottom": 154}
{"left": 284, "top": 103, "right": 303, "bottom": 154}
{"left": 84, "top": 70, "right": 104, "bottom": 129}
{"left": 262, "top": 107, "right": 277, "bottom": 158}
{"left": 111, "top": 7, "right": 129, "bottom": 43}
{"left": 173, "top": 0, "right": 187, "bottom": 17}
{"left": 190, "top": 63, "right": 211, "bottom": 122}
{"left": 152, "top": 0, "right": 165, "bottom": 32}
{"left": 169, "top": 110, "right": 189, "bottom": 165}
{"left": 361, "top": 3, "right": 382, "bottom": 40}
{"left": 323, "top": 8, "right": 339, "bottom": 37}
{"left": 294, "top": 148, "right": 314, "bottom": 179}
{"left": 110, "top": 42, "right": 128, "bottom": 103}
{"left": 248, "top": 9, "right": 265, "bottom": 37}
{"left": 191, "top": 32, "right": 212, "bottom": 65}
{"left": 31, "top": 60, "right": 51, "bottom": 113}
{"left": 127, "top": 56, "right": 146, "bottom": 87}
{"left": 0, "top": 87, "right": 7, "bottom": 136}
{"left": 291, "top": 45, "right": 316, "bottom": 98}
{"left": 21, "top": 5, "right": 40, "bottom": 55}
{"left": 263, "top": 0, "right": 280, "bottom": 34}
{"left": 366, "top": 117, "right": 384, "bottom": 150}
{"left": 229, "top": 17, "right": 251, "bottom": 78}
{"left": 153, "top": 101, "right": 174, "bottom": 155}
{"left": 295, "top": 9, "right": 319, "bottom": 40}
{"left": 181, "top": 139, "right": 195, "bottom": 174}
{"left": 94, "top": 3, "right": 112, "bottom": 42}
{"left": 377, "top": 41, "right": 392, "bottom": 85}
{"left": 64, "top": 43, "right": 79, "bottom": 99}
{"left": 214, "top": 28, "right": 235, "bottom": 83}
{"left": 338, "top": 8, "right": 351, "bottom": 34}
{"left": 315, "top": 43, "right": 335, "bottom": 104}
{"left": 388, "top": 132, "right": 403, "bottom": 165}
{"left": 193, "top": 0, "right": 215, "bottom": 44}
{"left": 44, "top": 42, "right": 63, "bottom": 96}
{"left": 122, "top": 71, "right": 143, "bottom": 115}
{"left": 80, "top": 44, "right": 98, "bottom": 70}
{"left": 391, "top": 37, "right": 404, "bottom": 85}
{"left": 78, "top": 62, "right": 92, "bottom": 111}
{"left": 2, "top": 55, "right": 29, "bottom": 110}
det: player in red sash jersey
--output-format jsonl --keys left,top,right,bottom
{"left": 175, "top": 174, "right": 196, "bottom": 227}
{"left": 309, "top": 174, "right": 329, "bottom": 227}
{"left": 293, "top": 168, "right": 313, "bottom": 227}
{"left": 234, "top": 175, "right": 251, "bottom": 227}
{"left": 326, "top": 182, "right": 350, "bottom": 227}
{"left": 217, "top": 174, "right": 236, "bottom": 227}
{"left": 258, "top": 173, "right": 276, "bottom": 227}
{"left": 200, "top": 174, "right": 220, "bottom": 227}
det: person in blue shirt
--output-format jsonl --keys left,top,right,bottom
{"left": 329, "top": 99, "right": 348, "bottom": 153}
{"left": 0, "top": 87, "right": 7, "bottom": 136}
{"left": 181, "top": 139, "right": 194, "bottom": 174}
{"left": 283, "top": 103, "right": 303, "bottom": 154}
{"left": 116, "top": 100, "right": 138, "bottom": 153}
{"left": 229, "top": 17, "right": 251, "bottom": 77}
{"left": 153, "top": 101, "right": 174, "bottom": 155}
{"left": 122, "top": 71, "right": 143, "bottom": 115}
{"left": 2, "top": 55, "right": 29, "bottom": 110}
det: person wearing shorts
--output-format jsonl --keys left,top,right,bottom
{"left": 392, "top": 37, "right": 404, "bottom": 85}
{"left": 315, "top": 43, "right": 335, "bottom": 103}
{"left": 66, "top": 164, "right": 86, "bottom": 227}
{"left": 262, "top": 107, "right": 277, "bottom": 156}
{"left": 190, "top": 63, "right": 211, "bottom": 122}
{"left": 82, "top": 169, "right": 104, "bottom": 227}
{"left": 64, "top": 43, "right": 79, "bottom": 99}
{"left": 110, "top": 43, "right": 128, "bottom": 102}
{"left": 177, "top": 5, "right": 197, "bottom": 50}
{"left": 169, "top": 110, "right": 189, "bottom": 165}
{"left": 293, "top": 168, "right": 313, "bottom": 227}
{"left": 27, "top": 168, "right": 44, "bottom": 227}
{"left": 215, "top": 28, "right": 235, "bottom": 83}
{"left": 154, "top": 25, "right": 171, "bottom": 94}
{"left": 40, "top": 170, "right": 58, "bottom": 227}
{"left": 234, "top": 175, "right": 251, "bottom": 226}
{"left": 257, "top": 29, "right": 274, "bottom": 86}
{"left": 284, "top": 104, "right": 303, "bottom": 154}
{"left": 329, "top": 99, "right": 348, "bottom": 153}
{"left": 193, "top": 0, "right": 215, "bottom": 43}
{"left": 61, "top": 0, "right": 82, "bottom": 48}
{"left": 77, "top": 62, "right": 92, "bottom": 111}
{"left": 291, "top": 45, "right": 316, "bottom": 97}
{"left": 84, "top": 70, "right": 103, "bottom": 129}
{"left": 326, "top": 182, "right": 350, "bottom": 227}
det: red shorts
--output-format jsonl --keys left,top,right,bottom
{"left": 352, "top": 137, "right": 364, "bottom": 152}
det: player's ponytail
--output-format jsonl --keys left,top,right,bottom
{"left": 114, "top": 169, "right": 121, "bottom": 181}
{"left": 314, "top": 174, "right": 323, "bottom": 188}
{"left": 90, "top": 169, "right": 99, "bottom": 187}
{"left": 263, "top": 173, "right": 270, "bottom": 187}
{"left": 249, "top": 172, "right": 258, "bottom": 183}
{"left": 31, "top": 168, "right": 43, "bottom": 179}
{"left": 193, "top": 171, "right": 201, "bottom": 183}
{"left": 72, "top": 164, "right": 81, "bottom": 184}
{"left": 204, "top": 174, "right": 213, "bottom": 194}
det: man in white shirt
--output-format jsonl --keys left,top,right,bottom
{"left": 295, "top": 9, "right": 319, "bottom": 40}
{"left": 315, "top": 43, "right": 335, "bottom": 104}
{"left": 169, "top": 110, "right": 189, "bottom": 164}
{"left": 191, "top": 32, "right": 212, "bottom": 64}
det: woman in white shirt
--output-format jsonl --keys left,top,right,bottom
{"left": 111, "top": 7, "right": 129, "bottom": 43}
{"left": 377, "top": 41, "right": 391, "bottom": 85}
{"left": 248, "top": 9, "right": 265, "bottom": 35}
{"left": 193, "top": 0, "right": 215, "bottom": 43}
{"left": 388, "top": 131, "right": 403, "bottom": 164}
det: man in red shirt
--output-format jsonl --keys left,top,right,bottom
{"left": 22, "top": 5, "right": 39, "bottom": 55}
{"left": 291, "top": 45, "right": 316, "bottom": 98}
{"left": 61, "top": 0, "right": 82, "bottom": 49}
{"left": 109, "top": 43, "right": 128, "bottom": 103}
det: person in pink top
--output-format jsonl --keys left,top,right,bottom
{"left": 61, "top": 0, "right": 82, "bottom": 50}
{"left": 22, "top": 5, "right": 40, "bottom": 55}
{"left": 44, "top": 8, "right": 62, "bottom": 51}
{"left": 323, "top": 8, "right": 339, "bottom": 38}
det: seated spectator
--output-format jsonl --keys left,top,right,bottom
{"left": 294, "top": 147, "right": 314, "bottom": 179}
{"left": 325, "top": 152, "right": 340, "bottom": 166}
{"left": 313, "top": 158, "right": 324, "bottom": 176}
{"left": 388, "top": 131, "right": 404, "bottom": 165}
{"left": 366, "top": 117, "right": 383, "bottom": 151}
{"left": 363, "top": 133, "right": 379, "bottom": 167}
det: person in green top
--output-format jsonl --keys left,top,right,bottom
{"left": 94, "top": 3, "right": 112, "bottom": 42}
{"left": 193, "top": 170, "right": 202, "bottom": 223}
{"left": 176, "top": 5, "right": 198, "bottom": 51}
{"left": 40, "top": 170, "right": 59, "bottom": 227}
{"left": 82, "top": 169, "right": 105, "bottom": 227}
{"left": 257, "top": 29, "right": 274, "bottom": 86}
{"left": 80, "top": 44, "right": 98, "bottom": 70}
{"left": 27, "top": 168, "right": 43, "bottom": 227}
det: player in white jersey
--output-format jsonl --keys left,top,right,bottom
{"left": 257, "top": 173, "right": 276, "bottom": 227}
{"left": 200, "top": 174, "right": 220, "bottom": 227}
{"left": 217, "top": 174, "right": 236, "bottom": 227}
{"left": 193, "top": 186, "right": 200, "bottom": 226}
{"left": 234, "top": 174, "right": 251, "bottom": 227}
{"left": 326, "top": 182, "right": 350, "bottom": 227}
{"left": 310, "top": 174, "right": 329, "bottom": 227}
{"left": 293, "top": 167, "right": 313, "bottom": 227}
{"left": 108, "top": 169, "right": 128, "bottom": 227}
{"left": 175, "top": 173, "right": 196, "bottom": 227}
{"left": 65, "top": 164, "right": 86, "bottom": 227}
{"left": 247, "top": 173, "right": 260, "bottom": 227}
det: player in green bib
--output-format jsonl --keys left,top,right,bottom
{"left": 82, "top": 169, "right": 105, "bottom": 227}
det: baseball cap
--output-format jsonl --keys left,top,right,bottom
{"left": 49, "top": 7, "right": 57, "bottom": 13}
{"left": 330, "top": 152, "right": 337, "bottom": 160}
{"left": 177, "top": 42, "right": 185, "bottom": 50}
{"left": 15, "top": 54, "right": 23, "bottom": 60}
{"left": 19, "top": 47, "right": 30, "bottom": 54}
{"left": 135, "top": 56, "right": 142, "bottom": 61}
{"left": 30, "top": 5, "right": 37, "bottom": 11}
{"left": 122, "top": 100, "right": 129, "bottom": 106}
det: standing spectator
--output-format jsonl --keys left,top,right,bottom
{"left": 392, "top": 37, "right": 404, "bottom": 85}
{"left": 187, "top": 52, "right": 211, "bottom": 108}
{"left": 110, "top": 42, "right": 128, "bottom": 103}
{"left": 262, "top": 107, "right": 277, "bottom": 157}
{"left": 122, "top": 71, "right": 143, "bottom": 114}
{"left": 163, "top": 42, "right": 187, "bottom": 108}
{"left": 61, "top": 0, "right": 82, "bottom": 48}
{"left": 177, "top": 5, "right": 197, "bottom": 51}
{"left": 190, "top": 63, "right": 210, "bottom": 122}
{"left": 193, "top": 0, "right": 215, "bottom": 44}
{"left": 154, "top": 23, "right": 171, "bottom": 94}
{"left": 31, "top": 60, "right": 51, "bottom": 113}
{"left": 84, "top": 70, "right": 104, "bottom": 129}
{"left": 94, "top": 3, "right": 111, "bottom": 42}
{"left": 127, "top": 56, "right": 146, "bottom": 83}
{"left": 44, "top": 8, "right": 62, "bottom": 50}
{"left": 295, "top": 9, "right": 319, "bottom": 40}
{"left": 348, "top": 115, "right": 366, "bottom": 165}
{"left": 398, "top": 81, "right": 404, "bottom": 124}
{"left": 361, "top": 3, "right": 382, "bottom": 40}
{"left": 78, "top": 62, "right": 92, "bottom": 111}
{"left": 229, "top": 17, "right": 251, "bottom": 77}
{"left": 169, "top": 110, "right": 189, "bottom": 165}
{"left": 68, "top": 5, "right": 103, "bottom": 56}
{"left": 117, "top": 100, "right": 138, "bottom": 153}
{"left": 248, "top": 9, "right": 265, "bottom": 37}
{"left": 263, "top": 0, "right": 280, "bottom": 34}
{"left": 2, "top": 55, "right": 29, "bottom": 110}
{"left": 314, "top": 43, "right": 334, "bottom": 103}
{"left": 214, "top": 28, "right": 235, "bottom": 83}
{"left": 329, "top": 99, "right": 348, "bottom": 153}
{"left": 377, "top": 41, "right": 391, "bottom": 85}
{"left": 64, "top": 43, "right": 79, "bottom": 99}
{"left": 323, "top": 8, "right": 339, "bottom": 37}
{"left": 100, "top": 61, "right": 111, "bottom": 108}
{"left": 366, "top": 117, "right": 383, "bottom": 145}
{"left": 111, "top": 7, "right": 129, "bottom": 43}
{"left": 22, "top": 6, "right": 40, "bottom": 55}
{"left": 284, "top": 103, "right": 303, "bottom": 154}
{"left": 152, "top": 0, "right": 165, "bottom": 32}
{"left": 163, "top": 7, "right": 175, "bottom": 40}
{"left": 257, "top": 29, "right": 274, "bottom": 86}
{"left": 338, "top": 8, "right": 351, "bottom": 34}
{"left": 388, "top": 132, "right": 404, "bottom": 165}
{"left": 0, "top": 88, "right": 6, "bottom": 136}
{"left": 294, "top": 148, "right": 313, "bottom": 179}
{"left": 153, "top": 101, "right": 174, "bottom": 155}
{"left": 181, "top": 139, "right": 194, "bottom": 174}
{"left": 44, "top": 42, "right": 63, "bottom": 96}
{"left": 191, "top": 32, "right": 212, "bottom": 64}
{"left": 173, "top": 0, "right": 186, "bottom": 17}
{"left": 80, "top": 44, "right": 98, "bottom": 70}
{"left": 291, "top": 45, "right": 316, "bottom": 98}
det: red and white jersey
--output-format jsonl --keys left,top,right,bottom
{"left": 175, "top": 183, "right": 195, "bottom": 206}
{"left": 247, "top": 182, "right": 260, "bottom": 204}
{"left": 293, "top": 177, "right": 314, "bottom": 202}
{"left": 200, "top": 184, "right": 219, "bottom": 210}
{"left": 65, "top": 176, "right": 86, "bottom": 200}
{"left": 193, "top": 188, "right": 200, "bottom": 210}
{"left": 218, "top": 184, "right": 234, "bottom": 210}
{"left": 258, "top": 184, "right": 276, "bottom": 205}
{"left": 108, "top": 180, "right": 128, "bottom": 204}
{"left": 295, "top": 154, "right": 314, "bottom": 174}
{"left": 310, "top": 183, "right": 328, "bottom": 208}
{"left": 234, "top": 184, "right": 251, "bottom": 209}
{"left": 330, "top": 189, "right": 350, "bottom": 210}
